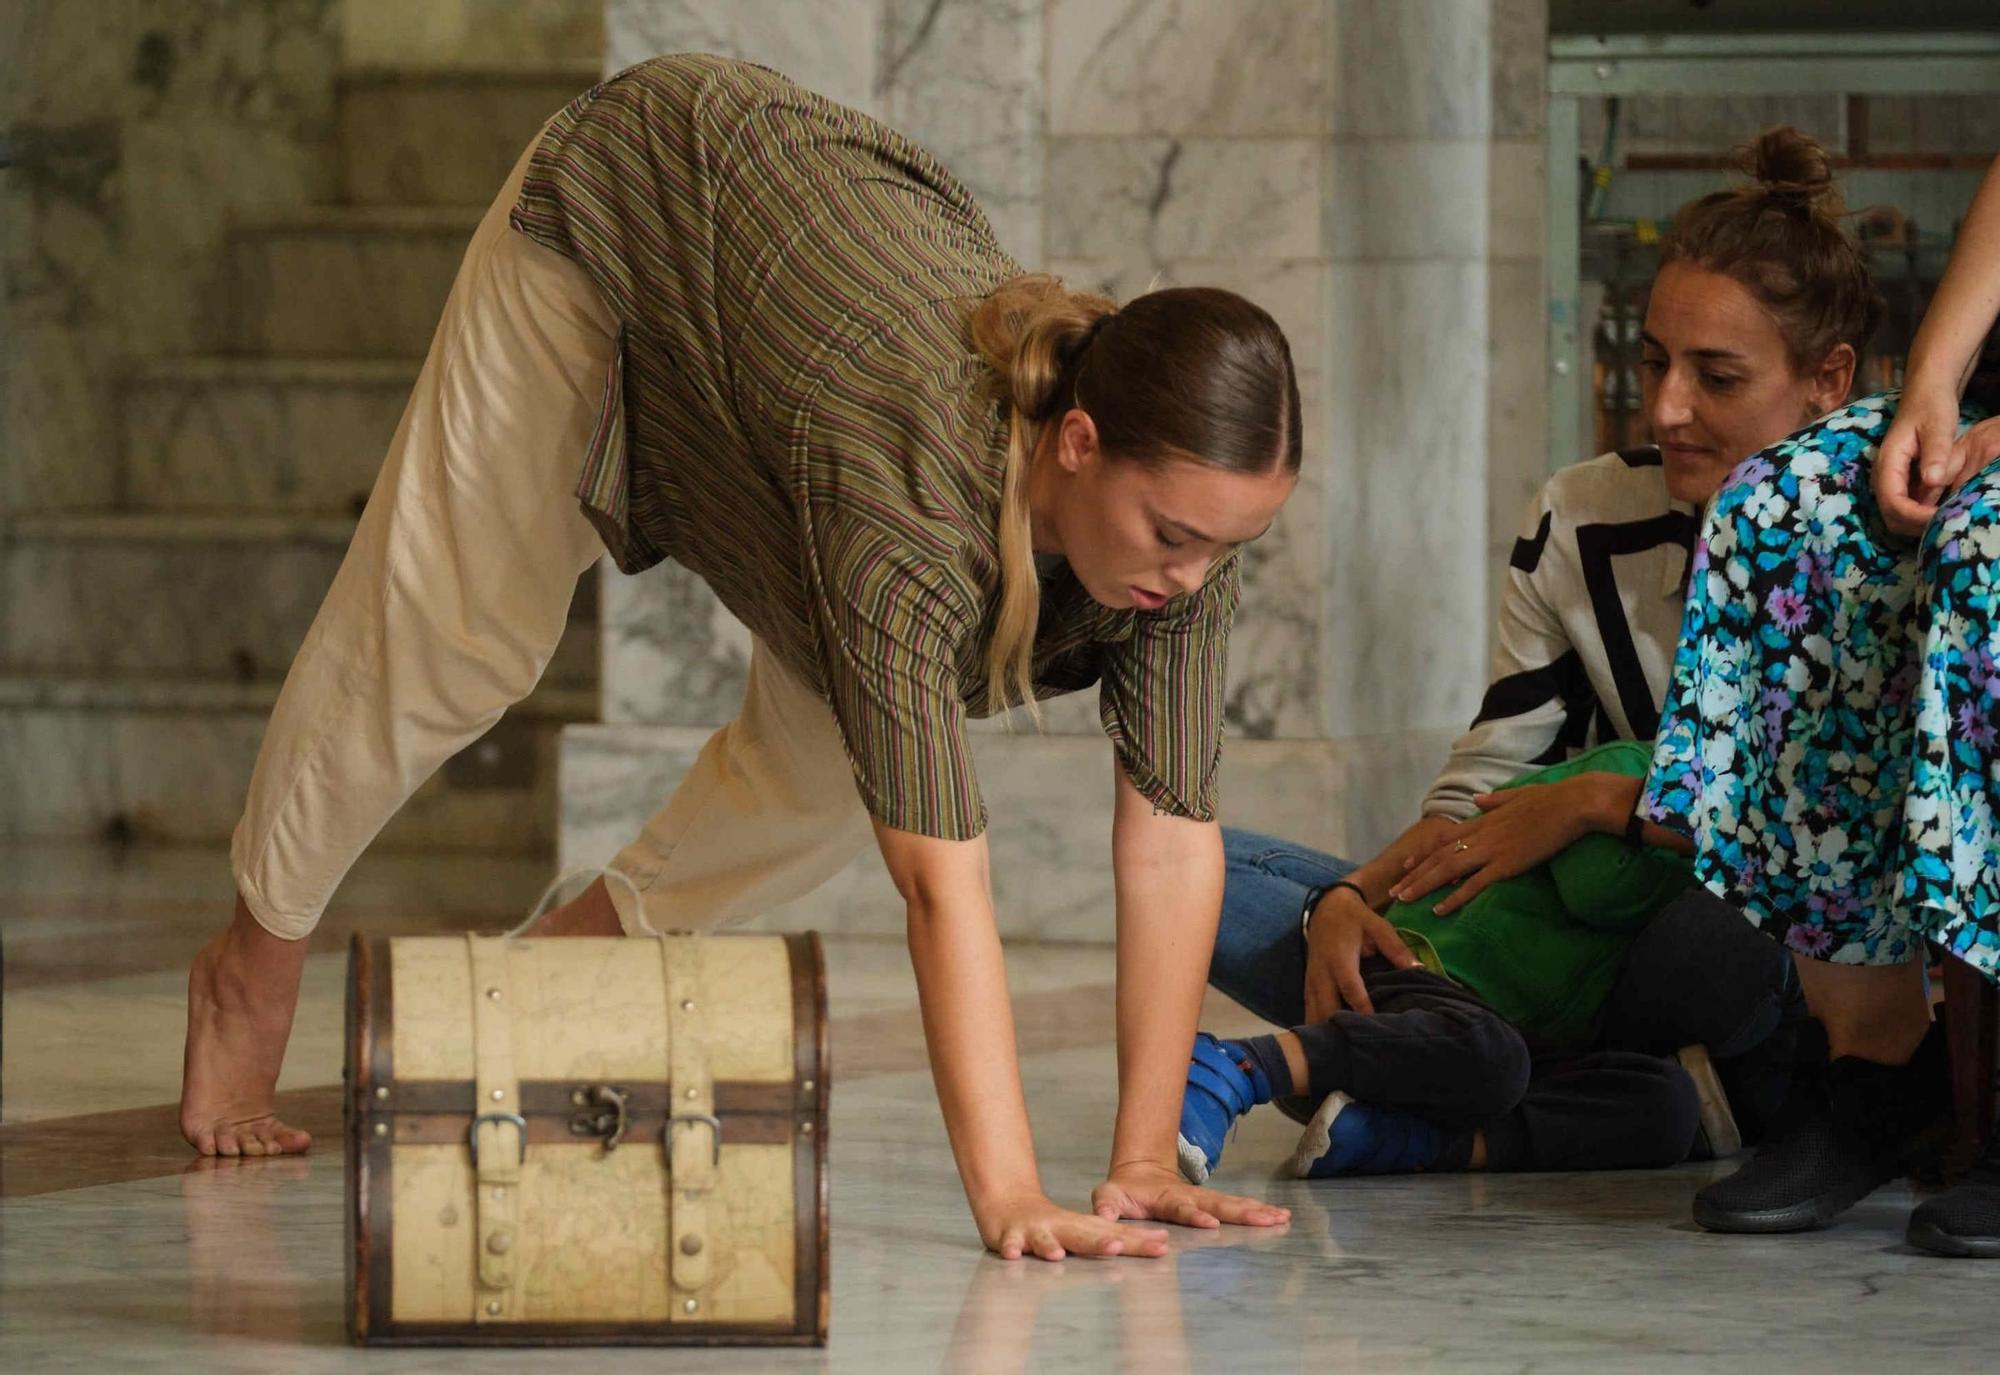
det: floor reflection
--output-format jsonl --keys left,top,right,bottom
{"left": 939, "top": 1223, "right": 1295, "bottom": 1375}
{"left": 181, "top": 1154, "right": 315, "bottom": 1345}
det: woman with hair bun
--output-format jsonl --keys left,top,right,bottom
{"left": 1188, "top": 127, "right": 1875, "bottom": 1186}
{"left": 1642, "top": 137, "right": 2000, "bottom": 1250}
{"left": 178, "top": 54, "right": 1299, "bottom": 1259}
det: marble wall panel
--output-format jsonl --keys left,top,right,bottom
{"left": 1, "top": 0, "right": 338, "bottom": 514}
{"left": 0, "top": 525, "right": 347, "bottom": 678}
{"left": 1321, "top": 259, "right": 1490, "bottom": 741}
{"left": 1045, "top": 0, "right": 1322, "bottom": 139}
{"left": 216, "top": 211, "right": 474, "bottom": 356}
{"left": 559, "top": 723, "right": 1348, "bottom": 940}
{"left": 877, "top": 0, "right": 1045, "bottom": 264}
{"left": 597, "top": 558, "right": 751, "bottom": 726}
{"left": 1330, "top": 725, "right": 1462, "bottom": 860}
{"left": 1327, "top": 0, "right": 1491, "bottom": 141}
{"left": 1045, "top": 137, "right": 1320, "bottom": 266}
{"left": 0, "top": 702, "right": 559, "bottom": 848}
{"left": 340, "top": 0, "right": 602, "bottom": 70}
{"left": 1325, "top": 138, "right": 1489, "bottom": 262}
{"left": 335, "top": 70, "right": 594, "bottom": 207}
{"left": 119, "top": 360, "right": 415, "bottom": 513}
{"left": 1487, "top": 255, "right": 1552, "bottom": 606}
{"left": 605, "top": 0, "right": 885, "bottom": 112}
{"left": 1491, "top": 0, "right": 1547, "bottom": 141}
{"left": 1487, "top": 137, "right": 1545, "bottom": 265}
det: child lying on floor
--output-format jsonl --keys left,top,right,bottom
{"left": 1178, "top": 740, "right": 1810, "bottom": 1183}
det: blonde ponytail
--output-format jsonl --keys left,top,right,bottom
{"left": 967, "top": 274, "right": 1115, "bottom": 720}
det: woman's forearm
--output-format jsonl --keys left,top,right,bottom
{"left": 1906, "top": 154, "right": 2000, "bottom": 399}
{"left": 875, "top": 822, "right": 1042, "bottom": 1211}
{"left": 1106, "top": 776, "right": 1224, "bottom": 1174}
{"left": 905, "top": 891, "right": 1043, "bottom": 1206}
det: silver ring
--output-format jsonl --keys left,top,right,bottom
{"left": 1454, "top": 841, "right": 1471, "bottom": 854}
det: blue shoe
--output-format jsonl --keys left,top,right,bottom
{"left": 1176, "top": 1033, "right": 1271, "bottom": 1184}
{"left": 1284, "top": 1092, "right": 1443, "bottom": 1179}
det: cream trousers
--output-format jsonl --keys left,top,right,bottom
{"left": 231, "top": 135, "right": 872, "bottom": 941}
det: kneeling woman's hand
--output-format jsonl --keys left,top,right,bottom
{"left": 1091, "top": 1160, "right": 1290, "bottom": 1236}
{"left": 1393, "top": 772, "right": 1640, "bottom": 915}
{"left": 976, "top": 1187, "right": 1172, "bottom": 1261}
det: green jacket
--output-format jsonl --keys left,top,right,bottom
{"left": 1387, "top": 740, "right": 1695, "bottom": 1047}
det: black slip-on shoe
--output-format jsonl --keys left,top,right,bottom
{"left": 1907, "top": 1132, "right": 2000, "bottom": 1258}
{"left": 1694, "top": 1027, "right": 1949, "bottom": 1235}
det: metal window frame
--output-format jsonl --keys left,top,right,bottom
{"left": 1545, "top": 31, "right": 2000, "bottom": 470}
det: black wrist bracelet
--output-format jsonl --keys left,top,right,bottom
{"left": 1300, "top": 880, "right": 1369, "bottom": 941}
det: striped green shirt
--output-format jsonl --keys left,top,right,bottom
{"left": 511, "top": 54, "right": 1237, "bottom": 840}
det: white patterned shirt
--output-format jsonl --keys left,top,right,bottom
{"left": 1421, "top": 448, "right": 1700, "bottom": 820}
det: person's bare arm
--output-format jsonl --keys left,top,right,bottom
{"left": 1878, "top": 154, "right": 2000, "bottom": 533}
{"left": 1088, "top": 766, "right": 1290, "bottom": 1233}
{"left": 874, "top": 818, "right": 1169, "bottom": 1261}
{"left": 1391, "top": 771, "right": 1693, "bottom": 915}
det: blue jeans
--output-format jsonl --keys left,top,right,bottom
{"left": 1211, "top": 827, "right": 1358, "bottom": 1030}
{"left": 1209, "top": 827, "right": 1804, "bottom": 1165}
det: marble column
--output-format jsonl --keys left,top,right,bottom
{"left": 1320, "top": 0, "right": 1497, "bottom": 856}
{"left": 1487, "top": 0, "right": 1552, "bottom": 636}
{"left": 566, "top": 0, "right": 1528, "bottom": 933}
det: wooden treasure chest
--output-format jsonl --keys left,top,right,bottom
{"left": 345, "top": 931, "right": 828, "bottom": 1345}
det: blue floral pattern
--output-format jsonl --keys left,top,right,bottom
{"left": 1642, "top": 392, "right": 2000, "bottom": 981}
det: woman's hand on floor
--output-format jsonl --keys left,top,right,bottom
{"left": 975, "top": 1188, "right": 1171, "bottom": 1261}
{"left": 1303, "top": 887, "right": 1419, "bottom": 1019}
{"left": 1393, "top": 773, "right": 1637, "bottom": 915}
{"left": 1092, "top": 1161, "right": 1290, "bottom": 1233}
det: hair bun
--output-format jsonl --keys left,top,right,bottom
{"left": 1736, "top": 125, "right": 1842, "bottom": 217}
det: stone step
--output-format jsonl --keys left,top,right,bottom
{"left": 0, "top": 672, "right": 591, "bottom": 849}
{"left": 121, "top": 356, "right": 420, "bottom": 513}
{"left": 0, "top": 511, "right": 597, "bottom": 686}
{"left": 218, "top": 206, "right": 481, "bottom": 357}
{"left": 555, "top": 725, "right": 1348, "bottom": 942}
{"left": 337, "top": 64, "right": 598, "bottom": 206}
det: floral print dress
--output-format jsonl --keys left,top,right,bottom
{"left": 1642, "top": 392, "right": 2000, "bottom": 981}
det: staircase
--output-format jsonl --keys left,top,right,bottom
{"left": 0, "top": 62, "right": 603, "bottom": 853}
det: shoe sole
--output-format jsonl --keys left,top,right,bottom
{"left": 1691, "top": 1172, "right": 1886, "bottom": 1234}
{"left": 1282, "top": 1092, "right": 1353, "bottom": 1179}
{"left": 1175, "top": 1132, "right": 1211, "bottom": 1186}
{"left": 1676, "top": 1045, "right": 1743, "bottom": 1159}
{"left": 1907, "top": 1219, "right": 2000, "bottom": 1258}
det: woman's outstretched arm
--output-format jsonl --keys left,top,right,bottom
{"left": 873, "top": 818, "right": 1171, "bottom": 1260}
{"left": 1088, "top": 764, "right": 1291, "bottom": 1232}
{"left": 1878, "top": 153, "right": 2000, "bottom": 532}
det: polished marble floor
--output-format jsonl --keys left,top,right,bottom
{"left": 2, "top": 841, "right": 1993, "bottom": 1373}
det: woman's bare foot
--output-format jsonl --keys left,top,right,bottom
{"left": 518, "top": 876, "right": 623, "bottom": 936}
{"left": 180, "top": 894, "right": 313, "bottom": 1156}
